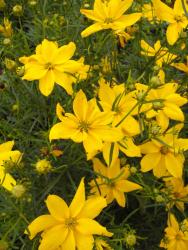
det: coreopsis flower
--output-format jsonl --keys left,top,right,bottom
{"left": 160, "top": 213, "right": 188, "bottom": 250}
{"left": 114, "top": 29, "right": 132, "bottom": 48}
{"left": 95, "top": 238, "right": 113, "bottom": 250}
{"left": 90, "top": 158, "right": 142, "bottom": 207}
{"left": 133, "top": 83, "right": 187, "bottom": 130}
{"left": 153, "top": 0, "right": 188, "bottom": 45}
{"left": 0, "top": 18, "right": 13, "bottom": 38}
{"left": 172, "top": 56, "right": 188, "bottom": 74}
{"left": 26, "top": 178, "right": 112, "bottom": 250}
{"left": 140, "top": 124, "right": 188, "bottom": 178}
{"left": 20, "top": 39, "right": 85, "bottom": 96}
{"left": 163, "top": 177, "right": 188, "bottom": 212}
{"left": 0, "top": 141, "right": 22, "bottom": 191}
{"left": 141, "top": 40, "right": 177, "bottom": 68}
{"left": 49, "top": 90, "right": 122, "bottom": 158}
{"left": 80, "top": 0, "right": 141, "bottom": 37}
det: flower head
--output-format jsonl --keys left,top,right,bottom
{"left": 26, "top": 178, "right": 112, "bottom": 250}
{"left": 0, "top": 141, "right": 22, "bottom": 191}
{"left": 140, "top": 124, "right": 188, "bottom": 178}
{"left": 0, "top": 18, "right": 13, "bottom": 38}
{"left": 160, "top": 213, "right": 188, "bottom": 250}
{"left": 81, "top": 0, "right": 141, "bottom": 37}
{"left": 90, "top": 158, "right": 142, "bottom": 207}
{"left": 20, "top": 39, "right": 87, "bottom": 96}
{"left": 153, "top": 0, "right": 188, "bottom": 45}
{"left": 50, "top": 90, "right": 122, "bottom": 158}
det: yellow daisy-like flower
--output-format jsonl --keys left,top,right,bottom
{"left": 20, "top": 39, "right": 86, "bottom": 96}
{"left": 153, "top": 0, "right": 188, "bottom": 45}
{"left": 90, "top": 158, "right": 142, "bottom": 207}
{"left": 160, "top": 213, "right": 188, "bottom": 250}
{"left": 133, "top": 83, "right": 187, "bottom": 131}
{"left": 163, "top": 177, "right": 188, "bottom": 212}
{"left": 140, "top": 124, "right": 188, "bottom": 178}
{"left": 0, "top": 141, "right": 22, "bottom": 191}
{"left": 80, "top": 0, "right": 141, "bottom": 37}
{"left": 49, "top": 90, "right": 122, "bottom": 158}
{"left": 26, "top": 178, "right": 113, "bottom": 250}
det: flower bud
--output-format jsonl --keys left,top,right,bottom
{"left": 35, "top": 159, "right": 53, "bottom": 174}
{"left": 12, "top": 4, "right": 23, "bottom": 16}
{"left": 4, "top": 58, "right": 16, "bottom": 70}
{"left": 150, "top": 76, "right": 161, "bottom": 87}
{"left": 0, "top": 0, "right": 6, "bottom": 10}
{"left": 11, "top": 184, "right": 26, "bottom": 198}
{"left": 3, "top": 38, "right": 11, "bottom": 45}
{"left": 124, "top": 233, "right": 137, "bottom": 247}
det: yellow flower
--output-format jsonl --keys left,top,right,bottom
{"left": 50, "top": 90, "right": 122, "bottom": 158}
{"left": 26, "top": 178, "right": 112, "bottom": 250}
{"left": 90, "top": 158, "right": 142, "bottom": 207}
{"left": 133, "top": 83, "right": 187, "bottom": 130}
{"left": 95, "top": 238, "right": 113, "bottom": 250}
{"left": 160, "top": 213, "right": 188, "bottom": 250}
{"left": 0, "top": 141, "right": 22, "bottom": 191}
{"left": 153, "top": 0, "right": 188, "bottom": 45}
{"left": 140, "top": 124, "right": 188, "bottom": 178}
{"left": 80, "top": 0, "right": 141, "bottom": 37}
{"left": 114, "top": 29, "right": 132, "bottom": 48}
{"left": 0, "top": 18, "right": 13, "bottom": 38}
{"left": 141, "top": 40, "right": 177, "bottom": 67}
{"left": 20, "top": 39, "right": 85, "bottom": 96}
{"left": 163, "top": 177, "right": 188, "bottom": 212}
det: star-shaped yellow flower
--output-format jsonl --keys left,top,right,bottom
{"left": 90, "top": 158, "right": 142, "bottom": 207}
{"left": 26, "top": 178, "right": 112, "bottom": 250}
{"left": 20, "top": 39, "right": 86, "bottom": 96}
{"left": 81, "top": 0, "right": 141, "bottom": 37}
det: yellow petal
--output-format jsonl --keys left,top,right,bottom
{"left": 54, "top": 70, "right": 74, "bottom": 95}
{"left": 80, "top": 9, "right": 102, "bottom": 22}
{"left": 118, "top": 137, "right": 141, "bottom": 157}
{"left": 39, "top": 225, "right": 68, "bottom": 250}
{"left": 81, "top": 23, "right": 104, "bottom": 38}
{"left": 83, "top": 134, "right": 103, "bottom": 153}
{"left": 40, "top": 39, "right": 58, "bottom": 62}
{"left": 0, "top": 141, "right": 14, "bottom": 152}
{"left": 45, "top": 195, "right": 69, "bottom": 220}
{"left": 69, "top": 178, "right": 85, "bottom": 217}
{"left": 74, "top": 231, "right": 94, "bottom": 250}
{"left": 153, "top": 155, "right": 168, "bottom": 177}
{"left": 0, "top": 150, "right": 22, "bottom": 165}
{"left": 49, "top": 120, "right": 78, "bottom": 141}
{"left": 92, "top": 158, "right": 107, "bottom": 176}
{"left": 165, "top": 153, "right": 182, "bottom": 177}
{"left": 166, "top": 23, "right": 181, "bottom": 45}
{"left": 116, "top": 180, "right": 142, "bottom": 193}
{"left": 140, "top": 141, "right": 159, "bottom": 154}
{"left": 167, "top": 213, "right": 179, "bottom": 230}
{"left": 141, "top": 153, "right": 161, "bottom": 172}
{"left": 54, "top": 42, "right": 76, "bottom": 64}
{"left": 78, "top": 196, "right": 107, "bottom": 219}
{"left": 108, "top": 158, "right": 121, "bottom": 178}
{"left": 0, "top": 169, "right": 16, "bottom": 191}
{"left": 109, "top": 0, "right": 133, "bottom": 19}
{"left": 39, "top": 70, "right": 55, "bottom": 96}
{"left": 153, "top": 0, "right": 175, "bottom": 23}
{"left": 73, "top": 90, "right": 88, "bottom": 121}
{"left": 61, "top": 230, "right": 75, "bottom": 250}
{"left": 141, "top": 40, "right": 156, "bottom": 56}
{"left": 113, "top": 188, "right": 126, "bottom": 207}
{"left": 76, "top": 218, "right": 113, "bottom": 236}
{"left": 102, "top": 142, "right": 119, "bottom": 166}
{"left": 23, "top": 63, "right": 47, "bottom": 81}
{"left": 114, "top": 13, "right": 142, "bottom": 29}
{"left": 163, "top": 102, "right": 184, "bottom": 121}
{"left": 56, "top": 103, "right": 65, "bottom": 121}
{"left": 165, "top": 93, "right": 187, "bottom": 106}
{"left": 156, "top": 111, "right": 169, "bottom": 131}
{"left": 26, "top": 215, "right": 59, "bottom": 240}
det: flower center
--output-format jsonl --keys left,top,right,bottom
{"left": 160, "top": 146, "right": 169, "bottom": 154}
{"left": 175, "top": 233, "right": 182, "bottom": 240}
{"left": 44, "top": 62, "right": 54, "bottom": 70}
{"left": 64, "top": 217, "right": 77, "bottom": 230}
{"left": 104, "top": 18, "right": 114, "bottom": 24}
{"left": 78, "top": 121, "right": 90, "bottom": 133}
{"left": 174, "top": 15, "right": 183, "bottom": 22}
